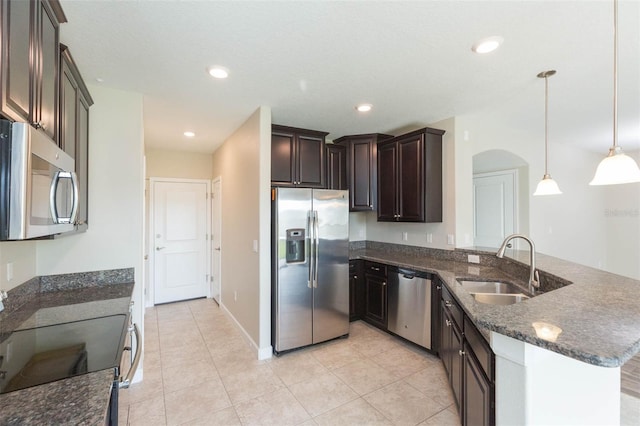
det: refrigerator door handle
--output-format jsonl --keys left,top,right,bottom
{"left": 307, "top": 211, "right": 313, "bottom": 288}
{"left": 313, "top": 210, "right": 319, "bottom": 288}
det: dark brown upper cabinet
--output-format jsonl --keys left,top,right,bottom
{"left": 59, "top": 44, "right": 93, "bottom": 232}
{"left": 326, "top": 143, "right": 346, "bottom": 190}
{"left": 377, "top": 127, "right": 444, "bottom": 223}
{"left": 334, "top": 133, "right": 392, "bottom": 211}
{"left": 271, "top": 124, "right": 328, "bottom": 188}
{"left": 0, "top": 0, "right": 66, "bottom": 143}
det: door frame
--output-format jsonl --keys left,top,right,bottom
{"left": 211, "top": 176, "right": 222, "bottom": 304}
{"left": 149, "top": 177, "right": 212, "bottom": 305}
{"left": 472, "top": 169, "right": 519, "bottom": 249}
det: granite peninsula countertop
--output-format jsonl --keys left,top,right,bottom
{"left": 350, "top": 242, "right": 640, "bottom": 368}
{"left": 0, "top": 268, "right": 134, "bottom": 426}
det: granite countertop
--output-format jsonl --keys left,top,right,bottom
{"left": 350, "top": 244, "right": 640, "bottom": 368}
{"left": 0, "top": 268, "right": 134, "bottom": 426}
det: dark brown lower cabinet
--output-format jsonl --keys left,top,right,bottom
{"left": 363, "top": 261, "right": 387, "bottom": 329}
{"left": 463, "top": 342, "right": 493, "bottom": 426}
{"left": 440, "top": 285, "right": 495, "bottom": 426}
{"left": 349, "top": 260, "right": 365, "bottom": 321}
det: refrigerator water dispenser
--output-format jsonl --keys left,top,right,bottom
{"left": 285, "top": 229, "right": 305, "bottom": 263}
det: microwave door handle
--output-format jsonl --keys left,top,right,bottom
{"left": 49, "top": 171, "right": 61, "bottom": 224}
{"left": 51, "top": 171, "right": 75, "bottom": 224}
{"left": 69, "top": 172, "right": 79, "bottom": 225}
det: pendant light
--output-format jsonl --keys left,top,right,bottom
{"left": 534, "top": 70, "right": 562, "bottom": 196}
{"left": 590, "top": 0, "right": 640, "bottom": 185}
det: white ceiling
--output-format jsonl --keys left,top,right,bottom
{"left": 59, "top": 0, "right": 640, "bottom": 155}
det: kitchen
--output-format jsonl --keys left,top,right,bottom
{"left": 0, "top": 0, "right": 639, "bottom": 425}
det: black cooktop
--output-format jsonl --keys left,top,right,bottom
{"left": 0, "top": 314, "right": 128, "bottom": 394}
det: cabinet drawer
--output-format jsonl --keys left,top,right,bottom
{"left": 364, "top": 261, "right": 387, "bottom": 277}
{"left": 441, "top": 285, "right": 463, "bottom": 330}
{"left": 464, "top": 316, "right": 494, "bottom": 380}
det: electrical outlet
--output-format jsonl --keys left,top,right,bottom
{"left": 234, "top": 291, "right": 238, "bottom": 302}
{"left": 6, "top": 262, "right": 13, "bottom": 281}
{"left": 252, "top": 240, "right": 258, "bottom": 252}
{"left": 447, "top": 234, "right": 455, "bottom": 245}
{"left": 468, "top": 254, "right": 480, "bottom": 264}
{"left": 426, "top": 233, "right": 433, "bottom": 243}
{"left": 402, "top": 232, "right": 408, "bottom": 241}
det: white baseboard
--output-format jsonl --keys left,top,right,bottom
{"left": 220, "top": 302, "right": 272, "bottom": 361}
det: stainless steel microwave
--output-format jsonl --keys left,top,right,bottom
{"left": 0, "top": 120, "right": 78, "bottom": 240}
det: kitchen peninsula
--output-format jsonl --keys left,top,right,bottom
{"left": 350, "top": 241, "right": 640, "bottom": 425}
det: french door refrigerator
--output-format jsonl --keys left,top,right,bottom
{"left": 272, "top": 187, "right": 349, "bottom": 354}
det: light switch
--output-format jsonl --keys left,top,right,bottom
{"left": 252, "top": 240, "right": 258, "bottom": 252}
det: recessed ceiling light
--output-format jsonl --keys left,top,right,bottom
{"left": 471, "top": 36, "right": 504, "bottom": 54}
{"left": 183, "top": 131, "right": 195, "bottom": 138}
{"left": 207, "top": 66, "right": 229, "bottom": 79}
{"left": 356, "top": 104, "right": 373, "bottom": 112}
{"left": 95, "top": 77, "right": 104, "bottom": 83}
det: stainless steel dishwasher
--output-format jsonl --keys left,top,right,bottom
{"left": 387, "top": 267, "right": 432, "bottom": 349}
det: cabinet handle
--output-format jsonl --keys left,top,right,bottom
{"left": 445, "top": 319, "right": 451, "bottom": 327}
{"left": 354, "top": 275, "right": 358, "bottom": 279}
{"left": 445, "top": 301, "right": 452, "bottom": 307}
{"left": 459, "top": 350, "right": 465, "bottom": 357}
{"left": 382, "top": 282, "right": 386, "bottom": 286}
{"left": 436, "top": 285, "right": 442, "bottom": 290}
{"left": 371, "top": 266, "right": 380, "bottom": 271}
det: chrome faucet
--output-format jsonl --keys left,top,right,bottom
{"left": 496, "top": 234, "right": 540, "bottom": 294}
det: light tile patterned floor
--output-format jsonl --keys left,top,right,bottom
{"left": 119, "top": 298, "right": 459, "bottom": 426}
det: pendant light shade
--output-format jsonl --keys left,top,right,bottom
{"left": 534, "top": 175, "right": 563, "bottom": 196}
{"left": 590, "top": 0, "right": 640, "bottom": 186}
{"left": 534, "top": 70, "right": 562, "bottom": 196}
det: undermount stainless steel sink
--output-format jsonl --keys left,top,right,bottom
{"left": 457, "top": 280, "right": 530, "bottom": 305}
{"left": 471, "top": 293, "right": 530, "bottom": 305}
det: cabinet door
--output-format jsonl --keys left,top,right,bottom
{"left": 35, "top": 0, "right": 59, "bottom": 142}
{"left": 75, "top": 94, "right": 89, "bottom": 230}
{"left": 271, "top": 130, "right": 296, "bottom": 186}
{"left": 377, "top": 141, "right": 397, "bottom": 221}
{"left": 450, "top": 317, "right": 464, "bottom": 413}
{"left": 397, "top": 133, "right": 424, "bottom": 221}
{"left": 1, "top": 0, "right": 32, "bottom": 122}
{"left": 350, "top": 138, "right": 376, "bottom": 211}
{"left": 297, "top": 133, "right": 325, "bottom": 188}
{"left": 424, "top": 131, "right": 443, "bottom": 222}
{"left": 463, "top": 343, "right": 494, "bottom": 426}
{"left": 432, "top": 278, "right": 443, "bottom": 355}
{"left": 326, "top": 144, "right": 346, "bottom": 190}
{"left": 59, "top": 55, "right": 78, "bottom": 157}
{"left": 440, "top": 301, "right": 453, "bottom": 377}
{"left": 364, "top": 274, "right": 387, "bottom": 328}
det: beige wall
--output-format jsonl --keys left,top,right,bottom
{"left": 36, "top": 84, "right": 145, "bottom": 333}
{"left": 211, "top": 106, "right": 272, "bottom": 356}
{"left": 145, "top": 148, "right": 213, "bottom": 179}
{"left": 0, "top": 241, "right": 37, "bottom": 291}
{"left": 365, "top": 117, "right": 457, "bottom": 249}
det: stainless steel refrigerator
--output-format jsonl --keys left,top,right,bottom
{"left": 272, "top": 187, "right": 349, "bottom": 354}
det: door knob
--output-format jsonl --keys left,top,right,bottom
{"left": 156, "top": 246, "right": 166, "bottom": 251}
{"left": 214, "top": 247, "right": 221, "bottom": 251}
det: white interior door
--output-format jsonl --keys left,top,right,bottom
{"left": 153, "top": 180, "right": 208, "bottom": 304}
{"left": 473, "top": 170, "right": 517, "bottom": 248}
{"left": 211, "top": 178, "right": 222, "bottom": 304}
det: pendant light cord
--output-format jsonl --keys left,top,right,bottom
{"left": 613, "top": 0, "right": 618, "bottom": 149}
{"left": 544, "top": 74, "right": 549, "bottom": 175}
